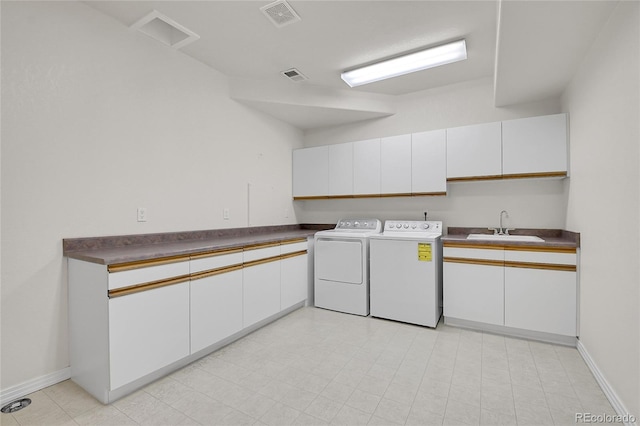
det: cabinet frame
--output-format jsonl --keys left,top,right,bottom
{"left": 443, "top": 242, "right": 578, "bottom": 344}
{"left": 68, "top": 237, "right": 309, "bottom": 403}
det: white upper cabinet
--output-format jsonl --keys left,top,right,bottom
{"left": 353, "top": 138, "right": 381, "bottom": 196}
{"left": 381, "top": 134, "right": 412, "bottom": 194}
{"left": 292, "top": 146, "right": 328, "bottom": 198}
{"left": 411, "top": 129, "right": 447, "bottom": 194}
{"left": 328, "top": 142, "right": 354, "bottom": 196}
{"left": 446, "top": 122, "right": 502, "bottom": 180}
{"left": 502, "top": 113, "right": 568, "bottom": 176}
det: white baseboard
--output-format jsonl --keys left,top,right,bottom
{"left": 0, "top": 368, "right": 71, "bottom": 407}
{"left": 577, "top": 340, "right": 638, "bottom": 426}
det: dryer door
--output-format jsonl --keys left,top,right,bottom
{"left": 315, "top": 238, "right": 363, "bottom": 284}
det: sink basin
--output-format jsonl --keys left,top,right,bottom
{"left": 467, "top": 234, "right": 545, "bottom": 242}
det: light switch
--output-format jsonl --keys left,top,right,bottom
{"left": 223, "top": 208, "right": 230, "bottom": 220}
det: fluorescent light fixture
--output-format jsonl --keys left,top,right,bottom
{"left": 341, "top": 39, "right": 467, "bottom": 87}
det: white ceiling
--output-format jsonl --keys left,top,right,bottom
{"left": 85, "top": 0, "right": 617, "bottom": 129}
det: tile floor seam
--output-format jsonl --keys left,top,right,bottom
{"left": 438, "top": 324, "right": 462, "bottom": 425}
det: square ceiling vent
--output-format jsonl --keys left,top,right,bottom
{"left": 260, "top": 1, "right": 301, "bottom": 28}
{"left": 130, "top": 10, "right": 200, "bottom": 49}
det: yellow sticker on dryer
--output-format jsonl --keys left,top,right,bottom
{"left": 418, "top": 243, "right": 432, "bottom": 261}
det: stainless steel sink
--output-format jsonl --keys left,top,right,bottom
{"left": 466, "top": 234, "right": 545, "bottom": 242}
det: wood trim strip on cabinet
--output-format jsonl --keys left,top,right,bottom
{"left": 327, "top": 195, "right": 354, "bottom": 199}
{"left": 280, "top": 250, "right": 308, "bottom": 260}
{"left": 443, "top": 242, "right": 505, "bottom": 250}
{"left": 243, "top": 254, "right": 283, "bottom": 268}
{"left": 443, "top": 257, "right": 504, "bottom": 267}
{"left": 293, "top": 196, "right": 330, "bottom": 200}
{"left": 190, "top": 264, "right": 244, "bottom": 281}
{"left": 108, "top": 254, "right": 191, "bottom": 273}
{"left": 411, "top": 192, "right": 447, "bottom": 197}
{"left": 108, "top": 274, "right": 192, "bottom": 298}
{"left": 243, "top": 241, "right": 281, "bottom": 251}
{"left": 280, "top": 238, "right": 308, "bottom": 245}
{"left": 502, "top": 171, "right": 568, "bottom": 180}
{"left": 296, "top": 193, "right": 447, "bottom": 200}
{"left": 447, "top": 172, "right": 566, "bottom": 183}
{"left": 444, "top": 241, "right": 577, "bottom": 253}
{"left": 447, "top": 175, "right": 504, "bottom": 182}
{"left": 505, "top": 261, "right": 576, "bottom": 272}
{"left": 379, "top": 193, "right": 413, "bottom": 198}
{"left": 189, "top": 247, "right": 243, "bottom": 260}
{"left": 503, "top": 245, "right": 577, "bottom": 254}
{"left": 352, "top": 194, "right": 381, "bottom": 199}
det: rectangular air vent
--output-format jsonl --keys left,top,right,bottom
{"left": 260, "top": 1, "right": 301, "bottom": 28}
{"left": 281, "top": 68, "right": 308, "bottom": 82}
{"left": 130, "top": 10, "right": 199, "bottom": 49}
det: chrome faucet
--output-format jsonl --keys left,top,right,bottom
{"left": 499, "top": 210, "right": 508, "bottom": 235}
{"left": 489, "top": 210, "right": 513, "bottom": 235}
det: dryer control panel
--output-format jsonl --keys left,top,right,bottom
{"left": 335, "top": 219, "right": 382, "bottom": 231}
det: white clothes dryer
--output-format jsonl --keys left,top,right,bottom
{"left": 369, "top": 220, "right": 443, "bottom": 327}
{"left": 314, "top": 219, "right": 382, "bottom": 316}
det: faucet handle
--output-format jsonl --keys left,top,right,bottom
{"left": 488, "top": 227, "right": 499, "bottom": 235}
{"left": 504, "top": 228, "right": 516, "bottom": 235}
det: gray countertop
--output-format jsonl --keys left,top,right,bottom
{"left": 63, "top": 224, "right": 331, "bottom": 266}
{"left": 443, "top": 227, "right": 580, "bottom": 249}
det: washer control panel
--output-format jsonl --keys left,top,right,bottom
{"left": 383, "top": 220, "right": 442, "bottom": 235}
{"left": 335, "top": 219, "right": 382, "bottom": 231}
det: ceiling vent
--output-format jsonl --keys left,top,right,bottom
{"left": 130, "top": 10, "right": 200, "bottom": 49}
{"left": 260, "top": 1, "right": 301, "bottom": 28}
{"left": 281, "top": 68, "right": 308, "bottom": 82}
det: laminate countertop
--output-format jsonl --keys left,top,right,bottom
{"left": 442, "top": 227, "right": 580, "bottom": 250}
{"left": 63, "top": 224, "right": 332, "bottom": 266}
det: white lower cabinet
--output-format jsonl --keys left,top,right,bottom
{"left": 281, "top": 243, "right": 308, "bottom": 310}
{"left": 504, "top": 267, "right": 576, "bottom": 336}
{"left": 68, "top": 237, "right": 309, "bottom": 403}
{"left": 443, "top": 244, "right": 578, "bottom": 340}
{"left": 443, "top": 261, "right": 504, "bottom": 326}
{"left": 109, "top": 283, "right": 190, "bottom": 390}
{"left": 190, "top": 268, "right": 243, "bottom": 354}
{"left": 243, "top": 260, "right": 281, "bottom": 327}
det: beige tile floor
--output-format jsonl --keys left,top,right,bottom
{"left": 1, "top": 307, "right": 618, "bottom": 426}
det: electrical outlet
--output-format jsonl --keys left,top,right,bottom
{"left": 137, "top": 207, "right": 147, "bottom": 222}
{"left": 223, "top": 208, "right": 230, "bottom": 220}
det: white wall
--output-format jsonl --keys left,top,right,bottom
{"left": 562, "top": 1, "right": 639, "bottom": 418}
{"left": 0, "top": 1, "right": 302, "bottom": 390}
{"left": 298, "top": 78, "right": 567, "bottom": 230}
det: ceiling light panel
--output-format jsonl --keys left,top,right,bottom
{"left": 341, "top": 40, "right": 468, "bottom": 87}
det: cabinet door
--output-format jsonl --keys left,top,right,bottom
{"left": 443, "top": 261, "right": 504, "bottom": 325}
{"left": 381, "top": 134, "right": 412, "bottom": 194}
{"left": 109, "top": 283, "right": 190, "bottom": 390}
{"left": 353, "top": 138, "right": 380, "bottom": 196}
{"left": 243, "top": 260, "right": 281, "bottom": 328}
{"left": 504, "top": 267, "right": 576, "bottom": 336}
{"left": 292, "top": 146, "right": 329, "bottom": 197}
{"left": 502, "top": 113, "right": 568, "bottom": 176}
{"left": 328, "top": 142, "right": 354, "bottom": 196}
{"left": 412, "top": 129, "right": 447, "bottom": 194}
{"left": 446, "top": 122, "right": 502, "bottom": 179}
{"left": 190, "top": 268, "right": 243, "bottom": 354}
{"left": 281, "top": 253, "right": 308, "bottom": 310}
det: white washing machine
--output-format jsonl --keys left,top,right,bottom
{"left": 314, "top": 219, "right": 382, "bottom": 316}
{"left": 369, "top": 220, "right": 443, "bottom": 327}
